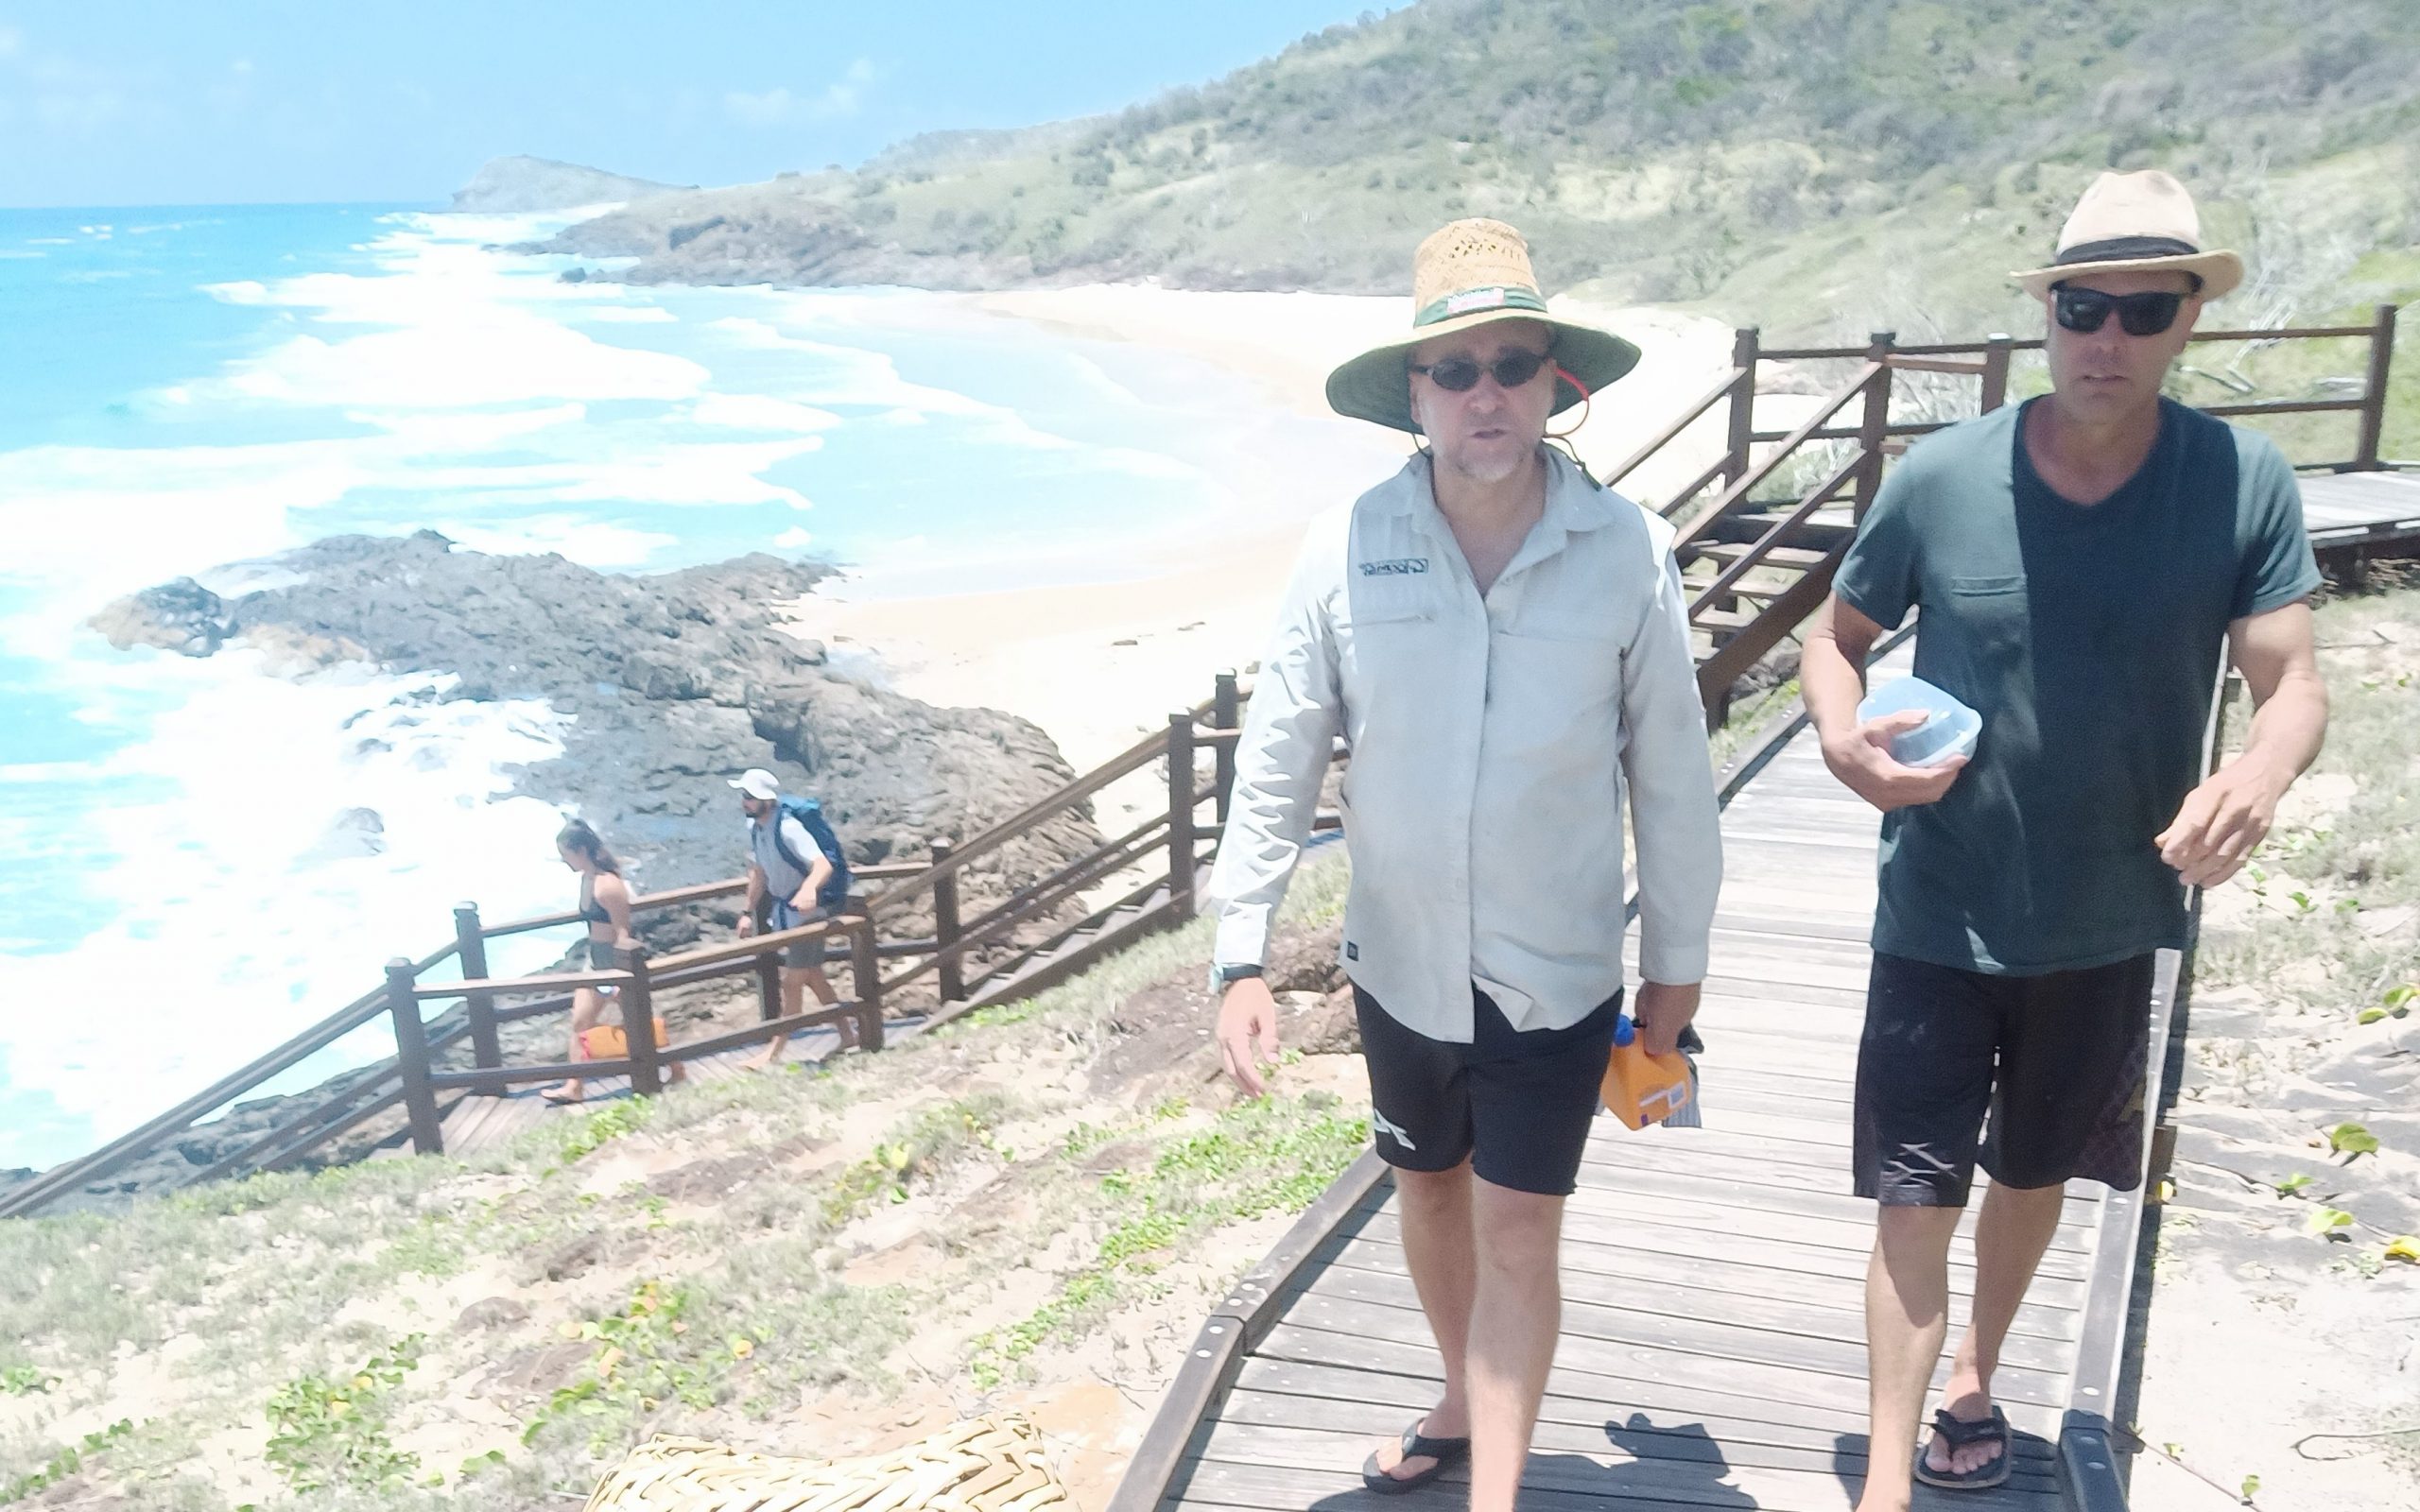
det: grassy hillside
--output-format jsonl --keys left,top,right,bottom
{"left": 552, "top": 0, "right": 2420, "bottom": 341}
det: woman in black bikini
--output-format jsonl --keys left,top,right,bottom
{"left": 544, "top": 818, "right": 634, "bottom": 1105}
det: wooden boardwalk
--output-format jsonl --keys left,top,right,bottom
{"left": 1124, "top": 673, "right": 2127, "bottom": 1512}
{"left": 2300, "top": 468, "right": 2420, "bottom": 557}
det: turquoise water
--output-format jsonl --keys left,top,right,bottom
{"left": 0, "top": 203, "right": 1285, "bottom": 1170}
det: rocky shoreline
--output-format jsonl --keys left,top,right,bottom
{"left": 14, "top": 533, "right": 1107, "bottom": 1212}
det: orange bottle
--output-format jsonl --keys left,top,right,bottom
{"left": 1600, "top": 1013, "right": 1695, "bottom": 1130}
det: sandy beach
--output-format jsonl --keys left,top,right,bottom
{"left": 788, "top": 284, "right": 1741, "bottom": 775}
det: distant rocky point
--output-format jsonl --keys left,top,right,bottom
{"left": 450, "top": 154, "right": 692, "bottom": 214}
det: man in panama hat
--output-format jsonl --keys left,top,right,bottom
{"left": 1801, "top": 170, "right": 2328, "bottom": 1504}
{"left": 1205, "top": 218, "right": 1723, "bottom": 1512}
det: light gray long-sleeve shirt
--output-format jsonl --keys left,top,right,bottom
{"left": 1206, "top": 449, "right": 1723, "bottom": 1040}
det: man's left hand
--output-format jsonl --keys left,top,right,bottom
{"left": 1634, "top": 980, "right": 1702, "bottom": 1059}
{"left": 2157, "top": 757, "right": 2291, "bottom": 888}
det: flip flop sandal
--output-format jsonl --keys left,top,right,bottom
{"left": 1913, "top": 1405, "right": 2012, "bottom": 1490}
{"left": 1360, "top": 1418, "right": 1471, "bottom": 1495}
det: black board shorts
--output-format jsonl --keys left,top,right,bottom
{"left": 1354, "top": 980, "right": 1623, "bottom": 1197}
{"left": 1853, "top": 950, "right": 2152, "bottom": 1206}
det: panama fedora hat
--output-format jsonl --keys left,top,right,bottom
{"left": 2012, "top": 169, "right": 2243, "bottom": 301}
{"left": 1325, "top": 218, "right": 1641, "bottom": 434}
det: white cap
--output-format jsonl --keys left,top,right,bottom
{"left": 728, "top": 768, "right": 781, "bottom": 800}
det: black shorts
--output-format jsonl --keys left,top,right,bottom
{"left": 1354, "top": 981, "right": 1623, "bottom": 1197}
{"left": 1853, "top": 951, "right": 2152, "bottom": 1207}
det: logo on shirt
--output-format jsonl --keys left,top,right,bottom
{"left": 1372, "top": 1107, "right": 1418, "bottom": 1152}
{"left": 1358, "top": 558, "right": 1429, "bottom": 577}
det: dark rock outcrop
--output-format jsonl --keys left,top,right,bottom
{"left": 91, "top": 531, "right": 1100, "bottom": 917}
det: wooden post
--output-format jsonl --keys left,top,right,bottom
{"left": 386, "top": 957, "right": 442, "bottom": 1156}
{"left": 1167, "top": 712, "right": 1198, "bottom": 918}
{"left": 1852, "top": 332, "right": 1897, "bottom": 522}
{"left": 850, "top": 914, "right": 885, "bottom": 1052}
{"left": 2352, "top": 301, "right": 2398, "bottom": 471}
{"left": 617, "top": 941, "right": 662, "bottom": 1097}
{"left": 752, "top": 947, "right": 781, "bottom": 1022}
{"left": 452, "top": 902, "right": 501, "bottom": 1091}
{"left": 1979, "top": 333, "right": 2014, "bottom": 415}
{"left": 1211, "top": 672, "right": 1240, "bottom": 828}
{"left": 930, "top": 837, "right": 964, "bottom": 1005}
{"left": 1721, "top": 328, "right": 1759, "bottom": 488}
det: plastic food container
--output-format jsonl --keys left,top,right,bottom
{"left": 1856, "top": 676, "right": 1981, "bottom": 769}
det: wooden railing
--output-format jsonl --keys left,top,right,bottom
{"left": 0, "top": 676, "right": 1312, "bottom": 1217}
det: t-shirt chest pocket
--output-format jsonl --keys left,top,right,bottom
{"left": 1941, "top": 573, "right": 2031, "bottom": 666}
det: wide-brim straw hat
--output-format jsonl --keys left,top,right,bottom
{"left": 2012, "top": 169, "right": 2243, "bottom": 301}
{"left": 1327, "top": 218, "right": 1641, "bottom": 434}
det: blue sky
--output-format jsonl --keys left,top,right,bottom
{"left": 0, "top": 2, "right": 1392, "bottom": 208}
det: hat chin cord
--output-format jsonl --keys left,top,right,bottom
{"left": 1547, "top": 364, "right": 1598, "bottom": 481}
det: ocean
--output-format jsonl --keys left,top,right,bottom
{"left": 0, "top": 202, "right": 1341, "bottom": 1172}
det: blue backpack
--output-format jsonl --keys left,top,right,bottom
{"left": 770, "top": 795, "right": 853, "bottom": 912}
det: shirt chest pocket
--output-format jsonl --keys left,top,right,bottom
{"left": 1337, "top": 579, "right": 1443, "bottom": 677}
{"left": 1490, "top": 614, "right": 1626, "bottom": 731}
{"left": 1942, "top": 573, "right": 2031, "bottom": 669}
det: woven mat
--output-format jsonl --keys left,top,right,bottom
{"left": 583, "top": 1414, "right": 1073, "bottom": 1512}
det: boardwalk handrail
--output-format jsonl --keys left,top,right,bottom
{"left": 2, "top": 683, "right": 1240, "bottom": 1217}
{"left": 2055, "top": 669, "right": 2240, "bottom": 1509}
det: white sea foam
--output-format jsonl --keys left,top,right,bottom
{"left": 0, "top": 647, "right": 576, "bottom": 1165}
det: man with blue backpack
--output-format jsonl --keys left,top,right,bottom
{"left": 731, "top": 767, "right": 856, "bottom": 1060}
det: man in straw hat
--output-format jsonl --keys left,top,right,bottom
{"left": 1205, "top": 219, "right": 1722, "bottom": 1510}
{"left": 1801, "top": 170, "right": 2329, "bottom": 1503}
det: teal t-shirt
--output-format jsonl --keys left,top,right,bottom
{"left": 1834, "top": 397, "right": 2321, "bottom": 975}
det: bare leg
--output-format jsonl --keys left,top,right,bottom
{"left": 1854, "top": 1204, "right": 1962, "bottom": 1512}
{"left": 746, "top": 969, "right": 807, "bottom": 1069}
{"left": 544, "top": 988, "right": 605, "bottom": 1103}
{"left": 1463, "top": 1177, "right": 1564, "bottom": 1512}
{"left": 1929, "top": 1180, "right": 2066, "bottom": 1477}
{"left": 802, "top": 963, "right": 853, "bottom": 1049}
{"left": 1366, "top": 1161, "right": 1475, "bottom": 1483}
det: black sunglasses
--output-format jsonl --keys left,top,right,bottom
{"left": 1409, "top": 349, "right": 1551, "bottom": 392}
{"left": 2052, "top": 284, "right": 2187, "bottom": 337}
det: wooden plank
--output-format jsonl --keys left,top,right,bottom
{"left": 1326, "top": 1228, "right": 2084, "bottom": 1323}
{"left": 1190, "top": 1413, "right": 2062, "bottom": 1489}
{"left": 1559, "top": 1178, "right": 2101, "bottom": 1263}
{"left": 1307, "top": 1252, "right": 2080, "bottom": 1366}
{"left": 1353, "top": 1206, "right": 2094, "bottom": 1293}
{"left": 1223, "top": 1363, "right": 2058, "bottom": 1468}
{"left": 1577, "top": 1133, "right": 2108, "bottom": 1228}
{"left": 1188, "top": 1418, "right": 2062, "bottom": 1511}
{"left": 1164, "top": 1437, "right": 2054, "bottom": 1512}
{"left": 1570, "top": 1152, "right": 2102, "bottom": 1236}
{"left": 1273, "top": 1293, "right": 2077, "bottom": 1410}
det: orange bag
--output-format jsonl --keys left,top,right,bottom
{"left": 580, "top": 1019, "right": 669, "bottom": 1060}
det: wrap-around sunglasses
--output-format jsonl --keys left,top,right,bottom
{"left": 2051, "top": 284, "right": 2187, "bottom": 337}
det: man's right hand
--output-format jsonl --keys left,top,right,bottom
{"left": 736, "top": 914, "right": 758, "bottom": 938}
{"left": 1821, "top": 709, "right": 1967, "bottom": 812}
{"left": 1217, "top": 977, "right": 1281, "bottom": 1098}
